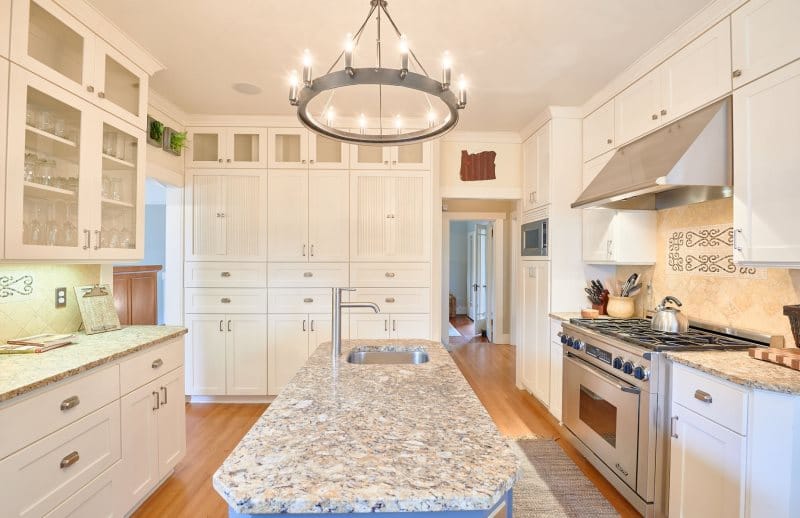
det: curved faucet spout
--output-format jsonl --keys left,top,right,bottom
{"left": 331, "top": 288, "right": 381, "bottom": 358}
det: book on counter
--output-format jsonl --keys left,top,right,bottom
{"left": 0, "top": 333, "right": 75, "bottom": 354}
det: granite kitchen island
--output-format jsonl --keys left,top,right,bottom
{"left": 213, "top": 339, "right": 519, "bottom": 517}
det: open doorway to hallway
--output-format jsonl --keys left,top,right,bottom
{"left": 449, "top": 220, "right": 492, "bottom": 345}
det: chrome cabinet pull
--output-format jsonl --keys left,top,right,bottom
{"left": 60, "top": 395, "right": 80, "bottom": 411}
{"left": 385, "top": 297, "right": 395, "bottom": 303}
{"left": 310, "top": 320, "right": 315, "bottom": 332}
{"left": 734, "top": 229, "right": 744, "bottom": 251}
{"left": 392, "top": 320, "right": 396, "bottom": 332}
{"left": 221, "top": 297, "right": 231, "bottom": 303}
{"left": 304, "top": 297, "right": 314, "bottom": 303}
{"left": 86, "top": 85, "right": 95, "bottom": 93}
{"left": 94, "top": 230, "right": 101, "bottom": 250}
{"left": 83, "top": 229, "right": 91, "bottom": 250}
{"left": 694, "top": 389, "right": 713, "bottom": 404}
{"left": 302, "top": 244, "right": 307, "bottom": 256}
{"left": 97, "top": 91, "right": 106, "bottom": 99}
{"left": 606, "top": 138, "right": 613, "bottom": 144}
{"left": 310, "top": 244, "right": 315, "bottom": 256}
{"left": 218, "top": 158, "right": 223, "bottom": 163}
{"left": 309, "top": 159, "right": 315, "bottom": 164}
{"left": 383, "top": 160, "right": 389, "bottom": 165}
{"left": 302, "top": 319, "right": 307, "bottom": 332}
{"left": 219, "top": 320, "right": 224, "bottom": 332}
{"left": 151, "top": 358, "right": 163, "bottom": 369}
{"left": 670, "top": 415, "right": 679, "bottom": 439}
{"left": 303, "top": 272, "right": 313, "bottom": 277}
{"left": 227, "top": 320, "right": 232, "bottom": 332}
{"left": 384, "top": 319, "right": 388, "bottom": 332}
{"left": 732, "top": 69, "right": 742, "bottom": 78}
{"left": 651, "top": 114, "right": 658, "bottom": 120}
{"left": 220, "top": 271, "right": 231, "bottom": 277}
{"left": 660, "top": 109, "right": 667, "bottom": 116}
{"left": 152, "top": 391, "right": 160, "bottom": 411}
{"left": 614, "top": 463, "right": 629, "bottom": 477}
{"left": 226, "top": 158, "right": 232, "bottom": 163}
{"left": 161, "top": 386, "right": 167, "bottom": 405}
{"left": 301, "top": 159, "right": 307, "bottom": 164}
{"left": 385, "top": 272, "right": 396, "bottom": 278}
{"left": 60, "top": 451, "right": 80, "bottom": 469}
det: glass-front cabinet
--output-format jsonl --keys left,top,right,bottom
{"left": 267, "top": 128, "right": 349, "bottom": 169}
{"left": 5, "top": 66, "right": 144, "bottom": 260}
{"left": 187, "top": 127, "right": 267, "bottom": 168}
{"left": 10, "top": 0, "right": 148, "bottom": 128}
{"left": 349, "top": 129, "right": 430, "bottom": 170}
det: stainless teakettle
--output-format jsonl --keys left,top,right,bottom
{"left": 651, "top": 296, "right": 689, "bottom": 333}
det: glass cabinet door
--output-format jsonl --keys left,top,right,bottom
{"left": 94, "top": 40, "right": 147, "bottom": 128}
{"left": 187, "top": 128, "right": 225, "bottom": 168}
{"left": 391, "top": 133, "right": 430, "bottom": 170}
{"left": 267, "top": 128, "right": 308, "bottom": 169}
{"left": 5, "top": 67, "right": 93, "bottom": 259}
{"left": 11, "top": 0, "right": 93, "bottom": 100}
{"left": 349, "top": 129, "right": 392, "bottom": 170}
{"left": 309, "top": 133, "right": 349, "bottom": 169}
{"left": 229, "top": 128, "right": 266, "bottom": 168}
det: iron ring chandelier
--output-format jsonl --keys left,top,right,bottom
{"left": 288, "top": 0, "right": 468, "bottom": 146}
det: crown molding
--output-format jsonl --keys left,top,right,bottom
{"left": 148, "top": 90, "right": 188, "bottom": 128}
{"left": 441, "top": 131, "right": 522, "bottom": 144}
{"left": 519, "top": 106, "right": 583, "bottom": 142}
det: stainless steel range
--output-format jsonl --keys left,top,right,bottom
{"left": 558, "top": 317, "right": 779, "bottom": 518}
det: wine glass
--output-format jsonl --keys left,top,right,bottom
{"left": 29, "top": 207, "right": 43, "bottom": 245}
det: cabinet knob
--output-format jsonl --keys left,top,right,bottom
{"left": 606, "top": 138, "right": 613, "bottom": 144}
{"left": 385, "top": 297, "right": 396, "bottom": 303}
{"left": 221, "top": 297, "right": 231, "bottom": 303}
{"left": 60, "top": 451, "right": 80, "bottom": 469}
{"left": 660, "top": 109, "right": 667, "bottom": 116}
{"left": 385, "top": 272, "right": 396, "bottom": 278}
{"left": 86, "top": 85, "right": 95, "bottom": 93}
{"left": 310, "top": 159, "right": 315, "bottom": 163}
{"left": 651, "top": 114, "right": 658, "bottom": 120}
{"left": 220, "top": 271, "right": 231, "bottom": 277}
{"left": 732, "top": 69, "right": 742, "bottom": 78}
{"left": 301, "top": 159, "right": 307, "bottom": 164}
{"left": 383, "top": 160, "right": 389, "bottom": 165}
{"left": 60, "top": 395, "right": 80, "bottom": 411}
{"left": 218, "top": 158, "right": 223, "bottom": 163}
{"left": 151, "top": 358, "right": 164, "bottom": 369}
{"left": 97, "top": 91, "right": 106, "bottom": 99}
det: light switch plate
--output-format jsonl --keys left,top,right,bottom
{"left": 55, "top": 287, "right": 67, "bottom": 308}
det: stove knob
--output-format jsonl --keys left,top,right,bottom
{"left": 633, "top": 366, "right": 650, "bottom": 381}
{"left": 561, "top": 334, "right": 568, "bottom": 345}
{"left": 566, "top": 337, "right": 574, "bottom": 347}
{"left": 612, "top": 357, "right": 624, "bottom": 370}
{"left": 622, "top": 361, "right": 634, "bottom": 375}
{"left": 573, "top": 339, "right": 584, "bottom": 351}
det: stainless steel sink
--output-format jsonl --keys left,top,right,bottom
{"left": 346, "top": 349, "right": 429, "bottom": 365}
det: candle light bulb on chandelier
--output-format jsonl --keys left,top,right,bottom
{"left": 442, "top": 51, "right": 452, "bottom": 89}
{"left": 427, "top": 109, "right": 436, "bottom": 127}
{"left": 325, "top": 107, "right": 335, "bottom": 126}
{"left": 302, "top": 49, "right": 313, "bottom": 86}
{"left": 344, "top": 33, "right": 354, "bottom": 76}
{"left": 359, "top": 113, "right": 367, "bottom": 134}
{"left": 288, "top": 70, "right": 299, "bottom": 105}
{"left": 457, "top": 75, "right": 467, "bottom": 108}
{"left": 399, "top": 34, "right": 409, "bottom": 78}
{"left": 395, "top": 115, "right": 403, "bottom": 134}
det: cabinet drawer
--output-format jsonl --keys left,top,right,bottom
{"left": 268, "top": 288, "right": 334, "bottom": 313}
{"left": 350, "top": 262, "right": 430, "bottom": 287}
{"left": 119, "top": 338, "right": 184, "bottom": 395}
{"left": 43, "top": 462, "right": 119, "bottom": 518}
{"left": 185, "top": 288, "right": 267, "bottom": 313}
{"left": 185, "top": 262, "right": 266, "bottom": 288}
{"left": 0, "top": 365, "right": 119, "bottom": 460}
{"left": 350, "top": 288, "right": 430, "bottom": 314}
{"left": 268, "top": 263, "right": 348, "bottom": 288}
{"left": 0, "top": 401, "right": 121, "bottom": 518}
{"left": 672, "top": 363, "right": 749, "bottom": 434}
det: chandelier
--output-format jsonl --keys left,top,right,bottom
{"left": 287, "top": 0, "right": 468, "bottom": 145}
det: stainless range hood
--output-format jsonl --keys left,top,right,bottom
{"left": 572, "top": 97, "right": 732, "bottom": 210}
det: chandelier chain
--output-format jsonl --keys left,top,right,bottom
{"left": 378, "top": 4, "right": 430, "bottom": 78}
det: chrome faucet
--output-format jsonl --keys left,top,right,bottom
{"left": 332, "top": 287, "right": 380, "bottom": 358}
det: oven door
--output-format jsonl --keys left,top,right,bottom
{"left": 563, "top": 353, "right": 640, "bottom": 490}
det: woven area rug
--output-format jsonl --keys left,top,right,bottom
{"left": 510, "top": 438, "right": 619, "bottom": 517}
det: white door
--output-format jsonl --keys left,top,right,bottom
{"left": 309, "top": 314, "right": 334, "bottom": 353}
{"left": 522, "top": 134, "right": 538, "bottom": 211}
{"left": 733, "top": 60, "right": 800, "bottom": 265}
{"left": 226, "top": 315, "right": 268, "bottom": 395}
{"left": 614, "top": 70, "right": 661, "bottom": 145}
{"left": 119, "top": 380, "right": 159, "bottom": 511}
{"left": 660, "top": 19, "right": 731, "bottom": 124}
{"left": 350, "top": 172, "right": 391, "bottom": 260}
{"left": 669, "top": 404, "right": 746, "bottom": 518}
{"left": 732, "top": 0, "right": 800, "bottom": 88}
{"left": 185, "top": 314, "right": 226, "bottom": 395}
{"left": 224, "top": 175, "right": 266, "bottom": 259}
{"left": 583, "top": 100, "right": 615, "bottom": 162}
{"left": 268, "top": 128, "right": 308, "bottom": 168}
{"left": 155, "top": 367, "right": 185, "bottom": 476}
{"left": 467, "top": 230, "right": 477, "bottom": 321}
{"left": 308, "top": 171, "right": 349, "bottom": 262}
{"left": 228, "top": 128, "right": 267, "bottom": 168}
{"left": 390, "top": 314, "right": 430, "bottom": 339}
{"left": 186, "top": 128, "right": 226, "bottom": 168}
{"left": 267, "top": 314, "right": 309, "bottom": 395}
{"left": 475, "top": 224, "right": 489, "bottom": 331}
{"left": 389, "top": 173, "right": 429, "bottom": 260}
{"left": 350, "top": 312, "right": 390, "bottom": 339}
{"left": 187, "top": 174, "right": 225, "bottom": 258}
{"left": 268, "top": 170, "right": 309, "bottom": 261}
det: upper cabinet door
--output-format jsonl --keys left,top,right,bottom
{"left": 351, "top": 172, "right": 391, "bottom": 261}
{"left": 0, "top": 0, "right": 11, "bottom": 58}
{"left": 350, "top": 130, "right": 392, "bottom": 169}
{"left": 534, "top": 124, "right": 551, "bottom": 208}
{"left": 187, "top": 174, "right": 225, "bottom": 258}
{"left": 660, "top": 20, "right": 731, "bottom": 124}
{"left": 732, "top": 0, "right": 800, "bottom": 88}
{"left": 187, "top": 128, "right": 226, "bottom": 168}
{"left": 228, "top": 128, "right": 267, "bottom": 168}
{"left": 390, "top": 173, "right": 430, "bottom": 261}
{"left": 308, "top": 133, "right": 349, "bottom": 169}
{"left": 583, "top": 100, "right": 615, "bottom": 162}
{"left": 522, "top": 133, "right": 538, "bottom": 212}
{"left": 268, "top": 128, "right": 308, "bottom": 169}
{"left": 267, "top": 170, "right": 309, "bottom": 262}
{"left": 223, "top": 174, "right": 267, "bottom": 259}
{"left": 93, "top": 39, "right": 148, "bottom": 128}
{"left": 390, "top": 140, "right": 431, "bottom": 170}
{"left": 614, "top": 70, "right": 661, "bottom": 145}
{"left": 10, "top": 0, "right": 94, "bottom": 102}
{"left": 308, "top": 171, "right": 349, "bottom": 262}
{"left": 733, "top": 59, "right": 800, "bottom": 266}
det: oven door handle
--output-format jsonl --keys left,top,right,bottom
{"left": 565, "top": 353, "right": 641, "bottom": 395}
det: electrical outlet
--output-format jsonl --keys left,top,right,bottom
{"left": 55, "top": 287, "right": 67, "bottom": 308}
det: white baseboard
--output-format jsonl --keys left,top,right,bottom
{"left": 494, "top": 333, "right": 511, "bottom": 345}
{"left": 186, "top": 395, "right": 274, "bottom": 404}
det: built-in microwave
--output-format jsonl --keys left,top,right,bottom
{"left": 521, "top": 218, "right": 548, "bottom": 257}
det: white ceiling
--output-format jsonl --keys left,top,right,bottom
{"left": 89, "top": 0, "right": 714, "bottom": 131}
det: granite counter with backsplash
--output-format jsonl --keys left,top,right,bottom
{"left": 665, "top": 349, "right": 800, "bottom": 395}
{"left": 213, "top": 339, "right": 519, "bottom": 516}
{"left": 0, "top": 325, "right": 187, "bottom": 403}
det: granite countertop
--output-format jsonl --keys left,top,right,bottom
{"left": 0, "top": 325, "right": 187, "bottom": 403}
{"left": 666, "top": 350, "right": 800, "bottom": 395}
{"left": 213, "top": 339, "right": 519, "bottom": 515}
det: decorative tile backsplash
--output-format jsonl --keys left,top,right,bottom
{"left": 667, "top": 224, "right": 765, "bottom": 279}
{"left": 0, "top": 264, "right": 100, "bottom": 343}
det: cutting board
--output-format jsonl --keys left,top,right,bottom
{"left": 749, "top": 347, "right": 800, "bottom": 371}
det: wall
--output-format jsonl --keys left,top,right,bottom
{"left": 145, "top": 91, "right": 187, "bottom": 187}
{"left": 449, "top": 221, "right": 470, "bottom": 313}
{"left": 618, "top": 198, "right": 800, "bottom": 346}
{"left": 439, "top": 133, "right": 522, "bottom": 199}
{"left": 0, "top": 264, "right": 101, "bottom": 343}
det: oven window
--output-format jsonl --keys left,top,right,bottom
{"left": 579, "top": 385, "right": 617, "bottom": 447}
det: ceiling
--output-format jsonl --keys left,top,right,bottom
{"left": 89, "top": 0, "right": 714, "bottom": 131}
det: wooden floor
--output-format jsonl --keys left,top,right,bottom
{"left": 134, "top": 337, "right": 640, "bottom": 517}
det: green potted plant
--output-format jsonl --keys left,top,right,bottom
{"left": 162, "top": 127, "right": 188, "bottom": 156}
{"left": 147, "top": 116, "right": 164, "bottom": 147}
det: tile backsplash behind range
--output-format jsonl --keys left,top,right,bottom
{"left": 618, "top": 198, "right": 800, "bottom": 346}
{"left": 0, "top": 264, "right": 100, "bottom": 343}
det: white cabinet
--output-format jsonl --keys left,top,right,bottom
{"left": 185, "top": 314, "right": 267, "bottom": 396}
{"left": 732, "top": 0, "right": 800, "bottom": 88}
{"left": 185, "top": 170, "right": 267, "bottom": 261}
{"left": 350, "top": 137, "right": 430, "bottom": 170}
{"left": 549, "top": 318, "right": 564, "bottom": 422}
{"left": 187, "top": 127, "right": 267, "bottom": 168}
{"left": 669, "top": 403, "right": 746, "bottom": 518}
{"left": 522, "top": 122, "right": 550, "bottom": 211}
{"left": 267, "top": 314, "right": 332, "bottom": 395}
{"left": 582, "top": 99, "right": 615, "bottom": 162}
{"left": 0, "top": 0, "right": 10, "bottom": 58}
{"left": 268, "top": 170, "right": 349, "bottom": 262}
{"left": 733, "top": 59, "right": 800, "bottom": 266}
{"left": 350, "top": 171, "right": 430, "bottom": 261}
{"left": 519, "top": 260, "right": 550, "bottom": 404}
{"left": 119, "top": 366, "right": 186, "bottom": 513}
{"left": 349, "top": 312, "right": 430, "bottom": 340}
{"left": 268, "top": 128, "right": 349, "bottom": 169}
{"left": 615, "top": 20, "right": 731, "bottom": 145}
{"left": 5, "top": 65, "right": 145, "bottom": 261}
{"left": 10, "top": 0, "right": 148, "bottom": 128}
{"left": 0, "top": 58, "right": 7, "bottom": 258}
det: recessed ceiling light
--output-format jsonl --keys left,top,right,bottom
{"left": 232, "top": 82, "right": 262, "bottom": 95}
